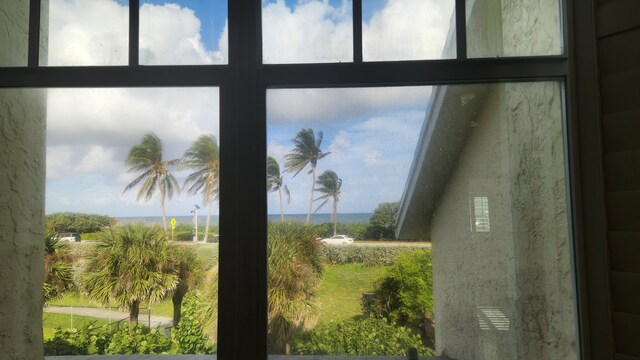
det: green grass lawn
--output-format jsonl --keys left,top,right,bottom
{"left": 50, "top": 292, "right": 174, "bottom": 317}
{"left": 314, "top": 263, "right": 388, "bottom": 325}
{"left": 42, "top": 313, "right": 111, "bottom": 340}
{"left": 49, "top": 260, "right": 384, "bottom": 329}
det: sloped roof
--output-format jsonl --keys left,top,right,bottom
{"left": 395, "top": 83, "right": 490, "bottom": 240}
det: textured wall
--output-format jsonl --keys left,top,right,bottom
{"left": 430, "top": 83, "right": 576, "bottom": 359}
{"left": 0, "top": 1, "right": 47, "bottom": 359}
{"left": 466, "top": 0, "right": 562, "bottom": 57}
{"left": 0, "top": 0, "right": 29, "bottom": 66}
{"left": 431, "top": 86, "right": 517, "bottom": 359}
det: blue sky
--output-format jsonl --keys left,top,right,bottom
{"left": 44, "top": 0, "right": 451, "bottom": 217}
{"left": 141, "top": 0, "right": 227, "bottom": 52}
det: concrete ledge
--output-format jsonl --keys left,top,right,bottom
{"left": 46, "top": 355, "right": 446, "bottom": 360}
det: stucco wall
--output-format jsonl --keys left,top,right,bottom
{"left": 429, "top": 83, "right": 575, "bottom": 359}
{"left": 0, "top": 0, "right": 29, "bottom": 66}
{"left": 466, "top": 0, "right": 562, "bottom": 57}
{"left": 0, "top": 2, "right": 47, "bottom": 359}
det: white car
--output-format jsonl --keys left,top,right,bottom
{"left": 320, "top": 234, "right": 354, "bottom": 245}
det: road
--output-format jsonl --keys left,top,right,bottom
{"left": 44, "top": 306, "right": 173, "bottom": 328}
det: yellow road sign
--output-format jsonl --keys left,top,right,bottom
{"left": 171, "top": 218, "right": 176, "bottom": 229}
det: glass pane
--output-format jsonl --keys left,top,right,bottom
{"left": 44, "top": 88, "right": 219, "bottom": 355}
{"left": 0, "top": 0, "right": 29, "bottom": 66}
{"left": 42, "top": 0, "right": 129, "bottom": 66}
{"left": 363, "top": 0, "right": 456, "bottom": 61}
{"left": 466, "top": 0, "right": 563, "bottom": 58}
{"left": 262, "top": 0, "right": 353, "bottom": 64}
{"left": 266, "top": 83, "right": 576, "bottom": 359}
{"left": 140, "top": 0, "right": 228, "bottom": 65}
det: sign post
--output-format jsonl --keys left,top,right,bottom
{"left": 170, "top": 218, "right": 176, "bottom": 241}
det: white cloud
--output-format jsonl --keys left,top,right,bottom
{"left": 267, "top": 87, "right": 431, "bottom": 123}
{"left": 363, "top": 0, "right": 455, "bottom": 60}
{"left": 46, "top": 0, "right": 227, "bottom": 66}
{"left": 46, "top": 146, "right": 73, "bottom": 180}
{"left": 74, "top": 146, "right": 119, "bottom": 174}
{"left": 47, "top": 0, "right": 129, "bottom": 66}
{"left": 139, "top": 3, "right": 227, "bottom": 65}
{"left": 262, "top": 0, "right": 352, "bottom": 63}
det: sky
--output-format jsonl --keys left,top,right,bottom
{"left": 44, "top": 0, "right": 454, "bottom": 217}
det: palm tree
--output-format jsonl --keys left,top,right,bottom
{"left": 43, "top": 232, "right": 75, "bottom": 305}
{"left": 182, "top": 134, "right": 219, "bottom": 242}
{"left": 284, "top": 129, "right": 330, "bottom": 224}
{"left": 267, "top": 222, "right": 323, "bottom": 353}
{"left": 313, "top": 170, "right": 342, "bottom": 236}
{"left": 168, "top": 245, "right": 204, "bottom": 326}
{"left": 123, "top": 133, "right": 180, "bottom": 233}
{"left": 83, "top": 224, "right": 178, "bottom": 324}
{"left": 267, "top": 156, "right": 290, "bottom": 222}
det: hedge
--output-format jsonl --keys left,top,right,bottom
{"left": 321, "top": 244, "right": 427, "bottom": 266}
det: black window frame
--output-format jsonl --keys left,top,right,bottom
{"left": 0, "top": 0, "right": 607, "bottom": 359}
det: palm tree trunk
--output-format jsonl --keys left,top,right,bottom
{"left": 306, "top": 167, "right": 316, "bottom": 224}
{"left": 160, "top": 188, "right": 168, "bottom": 234}
{"left": 278, "top": 187, "right": 284, "bottom": 222}
{"left": 129, "top": 300, "right": 140, "bottom": 324}
{"left": 204, "top": 201, "right": 212, "bottom": 242}
{"left": 172, "top": 290, "right": 185, "bottom": 326}
{"left": 333, "top": 198, "right": 337, "bottom": 236}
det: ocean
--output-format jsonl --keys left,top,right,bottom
{"left": 116, "top": 213, "right": 372, "bottom": 226}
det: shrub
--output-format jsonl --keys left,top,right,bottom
{"left": 365, "top": 202, "right": 400, "bottom": 240}
{"left": 363, "top": 249, "right": 434, "bottom": 346}
{"left": 291, "top": 317, "right": 427, "bottom": 356}
{"left": 105, "top": 325, "right": 172, "bottom": 354}
{"left": 44, "top": 324, "right": 111, "bottom": 355}
{"left": 46, "top": 212, "right": 117, "bottom": 234}
{"left": 171, "top": 293, "right": 215, "bottom": 354}
{"left": 322, "top": 244, "right": 424, "bottom": 266}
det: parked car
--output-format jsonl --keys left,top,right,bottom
{"left": 58, "top": 232, "right": 81, "bottom": 242}
{"left": 320, "top": 234, "right": 354, "bottom": 245}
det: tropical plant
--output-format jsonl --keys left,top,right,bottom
{"left": 45, "top": 212, "right": 117, "bottom": 234}
{"left": 363, "top": 249, "right": 434, "bottom": 346}
{"left": 194, "top": 266, "right": 219, "bottom": 344}
{"left": 284, "top": 128, "right": 330, "bottom": 224}
{"left": 267, "top": 156, "right": 290, "bottom": 221}
{"left": 168, "top": 245, "right": 204, "bottom": 326}
{"left": 313, "top": 170, "right": 342, "bottom": 236}
{"left": 82, "top": 224, "right": 179, "bottom": 323}
{"left": 291, "top": 316, "right": 426, "bottom": 356}
{"left": 123, "top": 132, "right": 180, "bottom": 233}
{"left": 267, "top": 222, "right": 324, "bottom": 354}
{"left": 182, "top": 134, "right": 220, "bottom": 241}
{"left": 171, "top": 292, "right": 215, "bottom": 354}
{"left": 366, "top": 201, "right": 400, "bottom": 240}
{"left": 43, "top": 232, "right": 75, "bottom": 305}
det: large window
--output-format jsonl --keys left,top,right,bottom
{"left": 0, "top": 0, "right": 577, "bottom": 359}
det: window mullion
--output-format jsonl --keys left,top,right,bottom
{"left": 456, "top": 0, "right": 467, "bottom": 60}
{"left": 129, "top": 0, "right": 140, "bottom": 66}
{"left": 27, "top": 0, "right": 41, "bottom": 67}
{"left": 219, "top": 0, "right": 267, "bottom": 359}
{"left": 353, "top": 0, "right": 363, "bottom": 63}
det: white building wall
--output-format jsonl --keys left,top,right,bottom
{"left": 429, "top": 83, "right": 576, "bottom": 360}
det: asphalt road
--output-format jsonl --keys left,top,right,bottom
{"left": 44, "top": 306, "right": 173, "bottom": 328}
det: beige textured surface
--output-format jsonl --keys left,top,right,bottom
{"left": 0, "top": 88, "right": 47, "bottom": 359}
{"left": 430, "top": 83, "right": 576, "bottom": 359}
{"left": 0, "top": 0, "right": 29, "bottom": 66}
